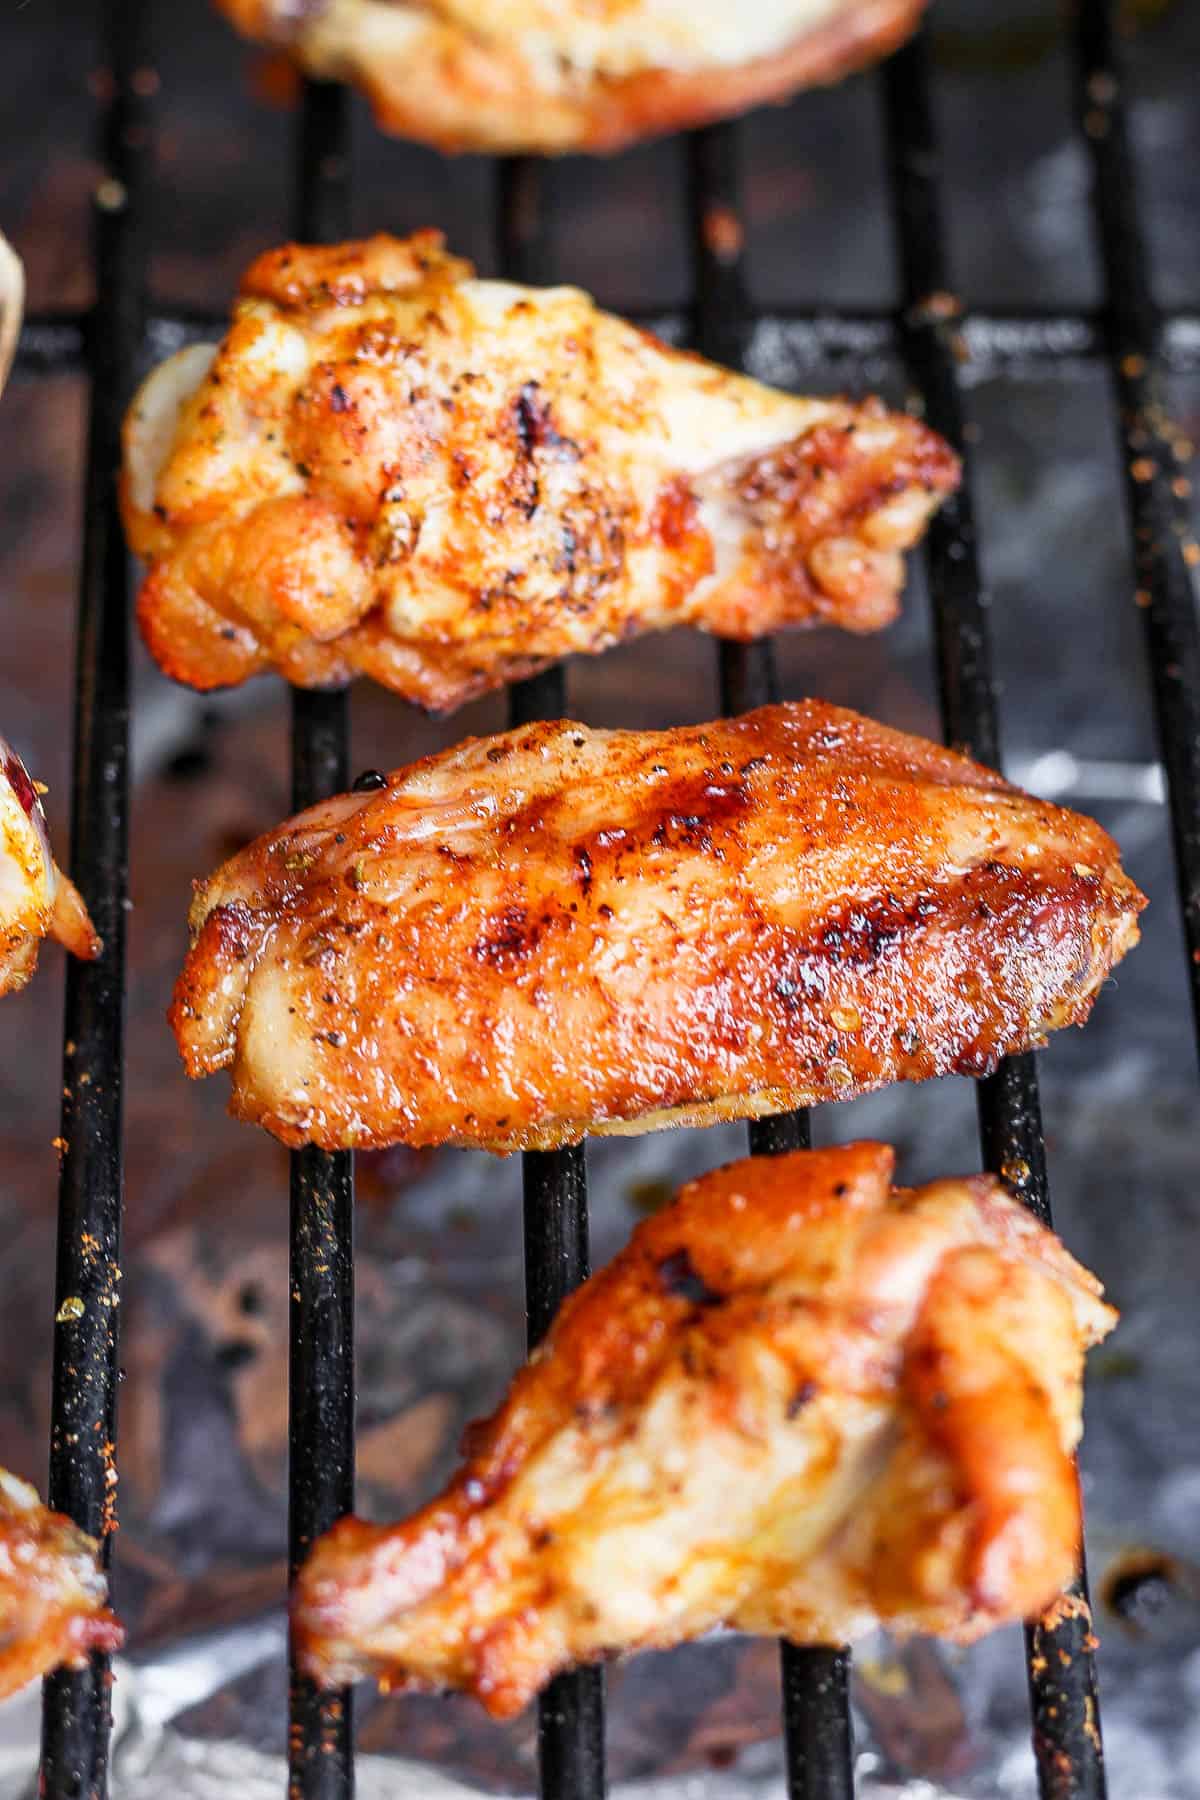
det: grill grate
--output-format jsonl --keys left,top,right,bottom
{"left": 19, "top": 0, "right": 1198, "bottom": 1794}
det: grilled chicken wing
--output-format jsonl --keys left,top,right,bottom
{"left": 294, "top": 1141, "right": 1116, "bottom": 1714}
{"left": 217, "top": 0, "right": 926, "bottom": 154}
{"left": 171, "top": 701, "right": 1144, "bottom": 1152}
{"left": 0, "top": 738, "right": 100, "bottom": 996}
{"left": 0, "top": 1469, "right": 122, "bottom": 1696}
{"left": 121, "top": 233, "right": 958, "bottom": 713}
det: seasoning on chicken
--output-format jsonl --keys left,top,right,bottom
{"left": 293, "top": 1140, "right": 1115, "bottom": 1713}
{"left": 0, "top": 737, "right": 100, "bottom": 997}
{"left": 121, "top": 233, "right": 958, "bottom": 713}
{"left": 170, "top": 700, "right": 1144, "bottom": 1153}
{"left": 0, "top": 1469, "right": 122, "bottom": 1697}
{"left": 217, "top": 0, "right": 926, "bottom": 155}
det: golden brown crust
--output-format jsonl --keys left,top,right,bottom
{"left": 292, "top": 1142, "right": 1115, "bottom": 1713}
{"left": 121, "top": 234, "right": 958, "bottom": 711}
{"left": 169, "top": 701, "right": 1145, "bottom": 1153}
{"left": 218, "top": 0, "right": 927, "bottom": 155}
{"left": 0, "top": 1472, "right": 123, "bottom": 1698}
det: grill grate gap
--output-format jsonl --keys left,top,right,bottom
{"left": 881, "top": 30, "right": 1107, "bottom": 1800}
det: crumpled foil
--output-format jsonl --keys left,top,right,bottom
{"left": 2, "top": 0, "right": 1199, "bottom": 1793}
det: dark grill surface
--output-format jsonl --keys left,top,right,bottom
{"left": 14, "top": 1, "right": 1200, "bottom": 1796}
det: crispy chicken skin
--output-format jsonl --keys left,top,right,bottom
{"left": 170, "top": 701, "right": 1144, "bottom": 1153}
{"left": 217, "top": 0, "right": 927, "bottom": 155}
{"left": 0, "top": 736, "right": 100, "bottom": 997}
{"left": 293, "top": 1142, "right": 1116, "bottom": 1714}
{"left": 0, "top": 1470, "right": 122, "bottom": 1696}
{"left": 121, "top": 234, "right": 958, "bottom": 712}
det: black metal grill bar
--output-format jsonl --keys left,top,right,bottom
{"left": 18, "top": 305, "right": 1200, "bottom": 382}
{"left": 1074, "top": 0, "right": 1200, "bottom": 1064}
{"left": 881, "top": 33, "right": 1107, "bottom": 1800}
{"left": 499, "top": 160, "right": 608, "bottom": 1800}
{"left": 687, "top": 121, "right": 855, "bottom": 1800}
{"left": 38, "top": 0, "right": 149, "bottom": 1791}
{"left": 286, "top": 79, "right": 357, "bottom": 1800}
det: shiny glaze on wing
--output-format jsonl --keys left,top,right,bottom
{"left": 170, "top": 701, "right": 1144, "bottom": 1152}
{"left": 217, "top": 0, "right": 927, "bottom": 154}
{"left": 121, "top": 234, "right": 958, "bottom": 711}
{"left": 293, "top": 1142, "right": 1116, "bottom": 1714}
{"left": 0, "top": 736, "right": 100, "bottom": 996}
{"left": 0, "top": 1470, "right": 122, "bottom": 1697}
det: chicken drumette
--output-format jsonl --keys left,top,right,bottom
{"left": 122, "top": 233, "right": 958, "bottom": 712}
{"left": 294, "top": 1141, "right": 1115, "bottom": 1715}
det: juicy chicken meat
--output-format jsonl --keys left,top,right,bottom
{"left": 121, "top": 233, "right": 958, "bottom": 713}
{"left": 216, "top": 0, "right": 927, "bottom": 154}
{"left": 0, "top": 1469, "right": 122, "bottom": 1697}
{"left": 0, "top": 737, "right": 100, "bottom": 996}
{"left": 171, "top": 701, "right": 1144, "bottom": 1153}
{"left": 294, "top": 1141, "right": 1116, "bottom": 1714}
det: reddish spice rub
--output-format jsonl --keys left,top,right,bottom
{"left": 169, "top": 701, "right": 1144, "bottom": 1153}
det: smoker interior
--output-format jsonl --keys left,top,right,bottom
{"left": 4, "top": 1, "right": 1200, "bottom": 1796}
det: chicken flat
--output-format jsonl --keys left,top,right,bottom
{"left": 121, "top": 234, "right": 958, "bottom": 713}
{"left": 0, "top": 233, "right": 23, "bottom": 401}
{"left": 0, "top": 1469, "right": 122, "bottom": 1697}
{"left": 0, "top": 737, "right": 100, "bottom": 996}
{"left": 171, "top": 701, "right": 1144, "bottom": 1152}
{"left": 217, "top": 0, "right": 927, "bottom": 155}
{"left": 294, "top": 1140, "right": 1115, "bottom": 1713}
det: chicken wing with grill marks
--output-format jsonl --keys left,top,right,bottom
{"left": 293, "top": 1141, "right": 1116, "bottom": 1714}
{"left": 217, "top": 0, "right": 927, "bottom": 154}
{"left": 0, "top": 1470, "right": 122, "bottom": 1697}
{"left": 121, "top": 233, "right": 958, "bottom": 713}
{"left": 170, "top": 701, "right": 1144, "bottom": 1153}
{"left": 0, "top": 737, "right": 100, "bottom": 997}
